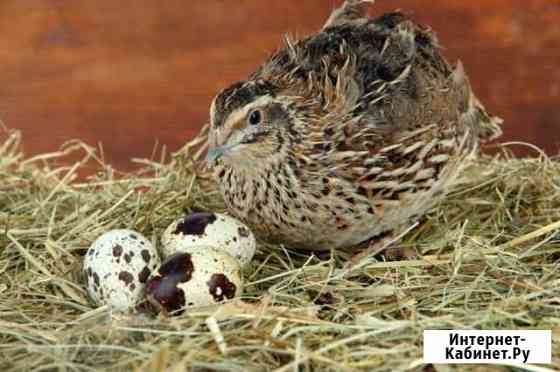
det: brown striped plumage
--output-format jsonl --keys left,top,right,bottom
{"left": 205, "top": 1, "right": 502, "bottom": 251}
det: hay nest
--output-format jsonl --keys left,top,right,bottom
{"left": 1, "top": 126, "right": 559, "bottom": 371}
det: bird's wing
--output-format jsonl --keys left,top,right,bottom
{"left": 254, "top": 3, "right": 501, "bottom": 190}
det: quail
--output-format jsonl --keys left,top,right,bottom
{"left": 205, "top": 0, "right": 502, "bottom": 252}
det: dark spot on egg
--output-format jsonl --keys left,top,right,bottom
{"left": 118, "top": 271, "right": 134, "bottom": 286}
{"left": 93, "top": 272, "right": 100, "bottom": 287}
{"left": 207, "top": 273, "right": 237, "bottom": 302}
{"left": 129, "top": 233, "right": 138, "bottom": 240}
{"left": 145, "top": 253, "right": 194, "bottom": 314}
{"left": 112, "top": 244, "right": 123, "bottom": 257}
{"left": 124, "top": 252, "right": 132, "bottom": 264}
{"left": 174, "top": 213, "right": 217, "bottom": 236}
{"left": 130, "top": 282, "right": 136, "bottom": 291}
{"left": 141, "top": 250, "right": 151, "bottom": 263}
{"left": 238, "top": 227, "right": 250, "bottom": 238}
{"left": 138, "top": 266, "right": 151, "bottom": 283}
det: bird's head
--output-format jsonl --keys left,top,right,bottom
{"left": 206, "top": 79, "right": 298, "bottom": 169}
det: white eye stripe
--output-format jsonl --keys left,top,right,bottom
{"left": 221, "top": 95, "right": 275, "bottom": 130}
{"left": 209, "top": 97, "right": 218, "bottom": 128}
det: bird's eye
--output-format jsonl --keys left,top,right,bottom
{"left": 248, "top": 110, "right": 262, "bottom": 126}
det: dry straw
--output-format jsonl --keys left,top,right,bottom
{"left": 1, "top": 125, "right": 559, "bottom": 371}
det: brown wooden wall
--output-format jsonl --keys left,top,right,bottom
{"left": 1, "top": 0, "right": 559, "bottom": 170}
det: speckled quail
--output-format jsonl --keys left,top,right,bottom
{"left": 205, "top": 0, "right": 502, "bottom": 251}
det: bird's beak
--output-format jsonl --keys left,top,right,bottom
{"left": 206, "top": 143, "right": 238, "bottom": 165}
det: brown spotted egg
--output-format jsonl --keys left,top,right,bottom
{"left": 145, "top": 248, "right": 243, "bottom": 314}
{"left": 83, "top": 229, "right": 160, "bottom": 312}
{"left": 161, "top": 212, "right": 256, "bottom": 268}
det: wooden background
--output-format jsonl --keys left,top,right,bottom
{"left": 1, "top": 0, "right": 559, "bottom": 170}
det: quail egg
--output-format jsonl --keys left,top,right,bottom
{"left": 145, "top": 248, "right": 243, "bottom": 314}
{"left": 83, "top": 229, "right": 160, "bottom": 312}
{"left": 161, "top": 212, "right": 256, "bottom": 267}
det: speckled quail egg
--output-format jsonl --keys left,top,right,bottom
{"left": 145, "top": 248, "right": 243, "bottom": 314}
{"left": 160, "top": 212, "right": 256, "bottom": 267}
{"left": 83, "top": 229, "right": 160, "bottom": 312}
